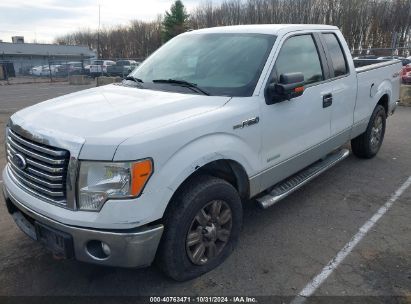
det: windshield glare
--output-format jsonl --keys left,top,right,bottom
{"left": 131, "top": 33, "right": 276, "bottom": 96}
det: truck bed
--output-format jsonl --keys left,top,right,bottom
{"left": 354, "top": 59, "right": 402, "bottom": 127}
{"left": 354, "top": 59, "right": 400, "bottom": 70}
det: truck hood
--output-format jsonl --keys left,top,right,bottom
{"left": 11, "top": 84, "right": 230, "bottom": 160}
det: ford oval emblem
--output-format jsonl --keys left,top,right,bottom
{"left": 12, "top": 154, "right": 27, "bottom": 170}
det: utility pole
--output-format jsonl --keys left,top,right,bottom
{"left": 97, "top": 3, "right": 101, "bottom": 59}
{"left": 48, "top": 53, "right": 53, "bottom": 83}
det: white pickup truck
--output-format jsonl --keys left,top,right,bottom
{"left": 2, "top": 25, "right": 401, "bottom": 281}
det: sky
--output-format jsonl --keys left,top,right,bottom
{"left": 0, "top": 0, "right": 219, "bottom": 43}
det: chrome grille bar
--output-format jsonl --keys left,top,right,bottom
{"left": 7, "top": 143, "right": 65, "bottom": 173}
{"left": 9, "top": 166, "right": 65, "bottom": 196}
{"left": 6, "top": 129, "right": 70, "bottom": 206}
{"left": 8, "top": 129, "right": 67, "bottom": 157}
{"left": 26, "top": 166, "right": 63, "bottom": 182}
{"left": 7, "top": 167, "right": 67, "bottom": 206}
{"left": 7, "top": 136, "right": 66, "bottom": 165}
{"left": 7, "top": 157, "right": 63, "bottom": 189}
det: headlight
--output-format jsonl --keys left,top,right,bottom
{"left": 77, "top": 159, "right": 153, "bottom": 211}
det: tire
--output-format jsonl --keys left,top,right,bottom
{"left": 351, "top": 104, "right": 386, "bottom": 159}
{"left": 157, "top": 175, "right": 243, "bottom": 281}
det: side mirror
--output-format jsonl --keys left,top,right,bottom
{"left": 266, "top": 72, "right": 305, "bottom": 104}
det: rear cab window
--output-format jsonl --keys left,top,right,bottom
{"left": 321, "top": 33, "right": 349, "bottom": 77}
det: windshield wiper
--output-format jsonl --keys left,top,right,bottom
{"left": 152, "top": 79, "right": 210, "bottom": 96}
{"left": 125, "top": 76, "right": 144, "bottom": 83}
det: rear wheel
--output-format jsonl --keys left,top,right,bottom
{"left": 351, "top": 105, "right": 386, "bottom": 159}
{"left": 157, "top": 175, "right": 242, "bottom": 281}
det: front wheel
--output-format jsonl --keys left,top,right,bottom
{"left": 351, "top": 104, "right": 386, "bottom": 159}
{"left": 157, "top": 175, "right": 243, "bottom": 281}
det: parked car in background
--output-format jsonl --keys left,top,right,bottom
{"left": 29, "top": 65, "right": 61, "bottom": 77}
{"left": 29, "top": 65, "right": 47, "bottom": 76}
{"left": 401, "top": 64, "right": 411, "bottom": 84}
{"left": 401, "top": 63, "right": 411, "bottom": 74}
{"left": 84, "top": 64, "right": 91, "bottom": 75}
{"left": 402, "top": 72, "right": 411, "bottom": 84}
{"left": 90, "top": 60, "right": 116, "bottom": 77}
{"left": 107, "top": 60, "right": 138, "bottom": 77}
{"left": 40, "top": 65, "right": 61, "bottom": 77}
{"left": 402, "top": 59, "right": 410, "bottom": 66}
{"left": 56, "top": 62, "right": 83, "bottom": 76}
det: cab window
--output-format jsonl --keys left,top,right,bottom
{"left": 274, "top": 34, "right": 324, "bottom": 85}
{"left": 322, "top": 33, "right": 349, "bottom": 77}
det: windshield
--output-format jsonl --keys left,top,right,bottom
{"left": 130, "top": 33, "right": 276, "bottom": 96}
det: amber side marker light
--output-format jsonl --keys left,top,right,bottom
{"left": 294, "top": 86, "right": 304, "bottom": 93}
{"left": 131, "top": 159, "right": 153, "bottom": 196}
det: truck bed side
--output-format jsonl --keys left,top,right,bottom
{"left": 352, "top": 60, "right": 401, "bottom": 137}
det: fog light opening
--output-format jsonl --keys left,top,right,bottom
{"left": 101, "top": 242, "right": 111, "bottom": 256}
{"left": 86, "top": 240, "right": 111, "bottom": 260}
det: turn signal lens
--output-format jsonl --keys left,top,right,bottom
{"left": 131, "top": 159, "right": 153, "bottom": 196}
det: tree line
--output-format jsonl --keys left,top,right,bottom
{"left": 55, "top": 0, "right": 411, "bottom": 59}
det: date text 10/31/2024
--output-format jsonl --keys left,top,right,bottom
{"left": 150, "top": 297, "right": 258, "bottom": 303}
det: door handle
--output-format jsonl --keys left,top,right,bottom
{"left": 323, "top": 93, "right": 333, "bottom": 108}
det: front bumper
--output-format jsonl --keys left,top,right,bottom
{"left": 2, "top": 186, "right": 164, "bottom": 268}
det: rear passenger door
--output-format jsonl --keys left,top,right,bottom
{"left": 319, "top": 32, "right": 357, "bottom": 142}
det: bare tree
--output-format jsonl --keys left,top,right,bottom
{"left": 55, "top": 0, "right": 411, "bottom": 58}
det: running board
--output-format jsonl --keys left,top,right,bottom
{"left": 256, "top": 149, "right": 350, "bottom": 209}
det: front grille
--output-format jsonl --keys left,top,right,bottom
{"left": 6, "top": 129, "right": 70, "bottom": 206}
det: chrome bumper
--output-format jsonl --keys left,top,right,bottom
{"left": 3, "top": 186, "right": 163, "bottom": 268}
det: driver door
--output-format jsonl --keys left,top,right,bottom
{"left": 259, "top": 33, "right": 333, "bottom": 191}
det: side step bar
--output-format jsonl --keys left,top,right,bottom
{"left": 256, "top": 149, "right": 350, "bottom": 209}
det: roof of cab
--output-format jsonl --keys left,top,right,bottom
{"left": 186, "top": 24, "right": 339, "bottom": 35}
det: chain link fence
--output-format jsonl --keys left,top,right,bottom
{"left": 351, "top": 47, "right": 410, "bottom": 63}
{"left": 0, "top": 57, "right": 90, "bottom": 84}
{"left": 0, "top": 57, "right": 144, "bottom": 85}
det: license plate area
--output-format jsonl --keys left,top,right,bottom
{"left": 12, "top": 211, "right": 37, "bottom": 240}
{"left": 35, "top": 222, "right": 74, "bottom": 259}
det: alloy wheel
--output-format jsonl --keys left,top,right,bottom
{"left": 186, "top": 200, "right": 233, "bottom": 265}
